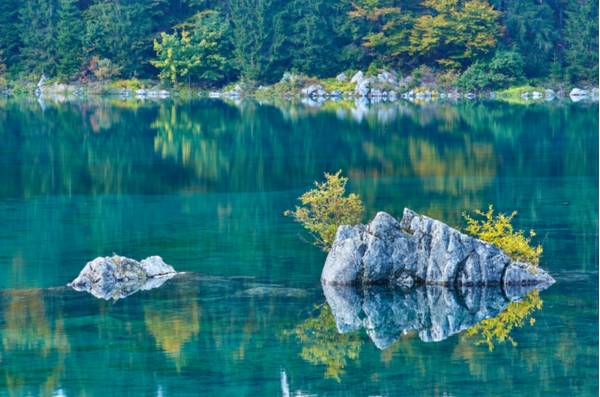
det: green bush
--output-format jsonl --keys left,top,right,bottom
{"left": 285, "top": 171, "right": 364, "bottom": 251}
{"left": 89, "top": 57, "right": 121, "bottom": 81}
{"left": 320, "top": 78, "right": 356, "bottom": 93}
{"left": 109, "top": 78, "right": 145, "bottom": 91}
{"left": 457, "top": 50, "right": 524, "bottom": 91}
{"left": 496, "top": 85, "right": 540, "bottom": 97}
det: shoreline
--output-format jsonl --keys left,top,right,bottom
{"left": 1, "top": 74, "right": 598, "bottom": 105}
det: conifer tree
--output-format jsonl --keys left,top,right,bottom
{"left": 229, "top": 0, "right": 276, "bottom": 83}
{"left": 56, "top": 0, "right": 83, "bottom": 79}
{"left": 564, "top": 0, "right": 599, "bottom": 83}
{"left": 18, "top": 0, "right": 57, "bottom": 75}
{"left": 0, "top": 0, "right": 22, "bottom": 69}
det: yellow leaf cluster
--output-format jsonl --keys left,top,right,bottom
{"left": 464, "top": 204, "right": 542, "bottom": 265}
{"left": 285, "top": 171, "right": 364, "bottom": 251}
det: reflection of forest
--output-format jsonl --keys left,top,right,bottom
{"left": 144, "top": 292, "right": 201, "bottom": 371}
{"left": 146, "top": 100, "right": 599, "bottom": 233}
{"left": 1, "top": 99, "right": 597, "bottom": 198}
{"left": 1, "top": 99, "right": 596, "bottom": 245}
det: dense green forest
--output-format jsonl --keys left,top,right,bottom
{"left": 0, "top": 0, "right": 598, "bottom": 89}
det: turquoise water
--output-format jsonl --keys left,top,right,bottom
{"left": 0, "top": 98, "right": 597, "bottom": 396}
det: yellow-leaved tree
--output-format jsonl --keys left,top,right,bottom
{"left": 409, "top": 0, "right": 501, "bottom": 68}
{"left": 285, "top": 171, "right": 364, "bottom": 251}
{"left": 463, "top": 205, "right": 543, "bottom": 265}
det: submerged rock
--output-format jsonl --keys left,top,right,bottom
{"left": 237, "top": 286, "right": 309, "bottom": 298}
{"left": 323, "top": 281, "right": 548, "bottom": 348}
{"left": 321, "top": 209, "right": 555, "bottom": 289}
{"left": 68, "top": 255, "right": 176, "bottom": 300}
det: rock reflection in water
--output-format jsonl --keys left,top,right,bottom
{"left": 323, "top": 283, "right": 547, "bottom": 350}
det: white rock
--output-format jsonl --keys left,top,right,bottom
{"left": 350, "top": 71, "right": 364, "bottom": 84}
{"left": 301, "top": 84, "right": 325, "bottom": 97}
{"left": 569, "top": 88, "right": 588, "bottom": 97}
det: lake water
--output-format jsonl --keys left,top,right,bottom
{"left": 0, "top": 97, "right": 597, "bottom": 396}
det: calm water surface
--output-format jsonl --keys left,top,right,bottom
{"left": 0, "top": 98, "right": 597, "bottom": 396}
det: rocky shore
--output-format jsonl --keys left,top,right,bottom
{"left": 212, "top": 70, "right": 599, "bottom": 104}
{"left": 2, "top": 69, "right": 598, "bottom": 104}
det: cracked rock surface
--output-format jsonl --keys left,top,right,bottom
{"left": 68, "top": 255, "right": 177, "bottom": 300}
{"left": 321, "top": 208, "right": 555, "bottom": 288}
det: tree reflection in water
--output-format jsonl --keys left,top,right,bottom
{"left": 144, "top": 297, "right": 201, "bottom": 371}
{"left": 466, "top": 290, "right": 543, "bottom": 351}
{"left": 286, "top": 304, "right": 362, "bottom": 382}
{"left": 0, "top": 289, "right": 70, "bottom": 396}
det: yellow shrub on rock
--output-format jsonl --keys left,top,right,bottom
{"left": 464, "top": 205, "right": 542, "bottom": 265}
{"left": 285, "top": 171, "right": 364, "bottom": 251}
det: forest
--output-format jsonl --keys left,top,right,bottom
{"left": 0, "top": 0, "right": 598, "bottom": 90}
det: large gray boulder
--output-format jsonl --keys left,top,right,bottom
{"left": 355, "top": 78, "right": 372, "bottom": 97}
{"left": 321, "top": 209, "right": 555, "bottom": 289}
{"left": 68, "top": 255, "right": 177, "bottom": 300}
{"left": 350, "top": 71, "right": 364, "bottom": 84}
